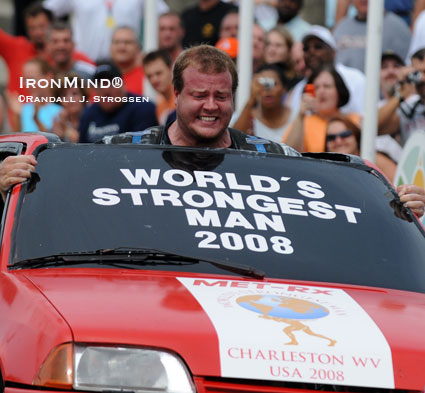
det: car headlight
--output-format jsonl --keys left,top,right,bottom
{"left": 34, "top": 343, "right": 196, "bottom": 393}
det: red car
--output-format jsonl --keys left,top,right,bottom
{"left": 1, "top": 132, "right": 425, "bottom": 393}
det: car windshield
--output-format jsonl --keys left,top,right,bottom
{"left": 10, "top": 144, "right": 425, "bottom": 293}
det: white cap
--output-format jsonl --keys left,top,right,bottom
{"left": 302, "top": 25, "right": 337, "bottom": 51}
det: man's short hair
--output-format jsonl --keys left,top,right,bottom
{"left": 24, "top": 1, "right": 53, "bottom": 21}
{"left": 173, "top": 45, "right": 238, "bottom": 96}
{"left": 159, "top": 11, "right": 185, "bottom": 29}
{"left": 48, "top": 20, "right": 73, "bottom": 40}
{"left": 112, "top": 26, "right": 139, "bottom": 44}
{"left": 412, "top": 48, "right": 425, "bottom": 61}
{"left": 143, "top": 49, "right": 172, "bottom": 68}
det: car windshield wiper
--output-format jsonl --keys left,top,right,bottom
{"left": 9, "top": 247, "right": 265, "bottom": 279}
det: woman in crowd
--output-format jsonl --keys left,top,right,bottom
{"left": 264, "top": 26, "right": 298, "bottom": 87}
{"left": 282, "top": 65, "right": 361, "bottom": 152}
{"left": 326, "top": 114, "right": 401, "bottom": 182}
{"left": 52, "top": 72, "right": 88, "bottom": 142}
{"left": 232, "top": 63, "right": 295, "bottom": 142}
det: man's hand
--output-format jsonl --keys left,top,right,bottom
{"left": 0, "top": 155, "right": 38, "bottom": 201}
{"left": 397, "top": 184, "right": 425, "bottom": 218}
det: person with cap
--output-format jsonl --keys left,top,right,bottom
{"left": 0, "top": 45, "right": 424, "bottom": 218}
{"left": 380, "top": 50, "right": 407, "bottom": 105}
{"left": 407, "top": 8, "right": 425, "bottom": 62}
{"left": 333, "top": 0, "right": 411, "bottom": 73}
{"left": 287, "top": 25, "right": 366, "bottom": 117}
{"left": 78, "top": 61, "right": 158, "bottom": 143}
{"left": 378, "top": 47, "right": 425, "bottom": 146}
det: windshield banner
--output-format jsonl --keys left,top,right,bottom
{"left": 92, "top": 168, "right": 362, "bottom": 257}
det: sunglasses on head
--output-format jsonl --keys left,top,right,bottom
{"left": 326, "top": 129, "right": 353, "bottom": 143}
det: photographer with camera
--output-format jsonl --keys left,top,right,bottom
{"left": 378, "top": 47, "right": 425, "bottom": 146}
{"left": 282, "top": 65, "right": 361, "bottom": 153}
{"left": 232, "top": 63, "right": 296, "bottom": 142}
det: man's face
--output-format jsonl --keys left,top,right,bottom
{"left": 352, "top": 0, "right": 368, "bottom": 19}
{"left": 277, "top": 0, "right": 301, "bottom": 23}
{"left": 303, "top": 37, "right": 334, "bottom": 73}
{"left": 110, "top": 29, "right": 139, "bottom": 66}
{"left": 411, "top": 56, "right": 425, "bottom": 99}
{"left": 380, "top": 58, "right": 402, "bottom": 96}
{"left": 49, "top": 29, "right": 74, "bottom": 67}
{"left": 26, "top": 13, "right": 50, "bottom": 50}
{"left": 174, "top": 66, "right": 234, "bottom": 145}
{"left": 158, "top": 15, "right": 184, "bottom": 51}
{"left": 144, "top": 58, "right": 172, "bottom": 95}
{"left": 219, "top": 13, "right": 238, "bottom": 39}
{"left": 94, "top": 85, "right": 126, "bottom": 113}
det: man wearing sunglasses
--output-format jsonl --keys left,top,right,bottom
{"left": 378, "top": 46, "right": 425, "bottom": 147}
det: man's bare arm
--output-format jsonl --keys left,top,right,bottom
{"left": 0, "top": 155, "right": 37, "bottom": 201}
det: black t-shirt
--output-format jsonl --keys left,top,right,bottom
{"left": 181, "top": 1, "right": 238, "bottom": 47}
{"left": 79, "top": 93, "right": 158, "bottom": 143}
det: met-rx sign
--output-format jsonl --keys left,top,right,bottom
{"left": 178, "top": 278, "right": 394, "bottom": 388}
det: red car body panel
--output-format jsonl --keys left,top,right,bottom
{"left": 2, "top": 268, "right": 425, "bottom": 390}
{"left": 24, "top": 270, "right": 221, "bottom": 376}
{"left": 0, "top": 272, "right": 72, "bottom": 384}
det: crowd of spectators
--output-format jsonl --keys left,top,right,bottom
{"left": 0, "top": 0, "right": 425, "bottom": 183}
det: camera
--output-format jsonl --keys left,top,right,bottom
{"left": 258, "top": 77, "right": 275, "bottom": 90}
{"left": 406, "top": 70, "right": 423, "bottom": 85}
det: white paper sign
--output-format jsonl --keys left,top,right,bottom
{"left": 178, "top": 278, "right": 394, "bottom": 388}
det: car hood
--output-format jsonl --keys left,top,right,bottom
{"left": 25, "top": 270, "right": 425, "bottom": 390}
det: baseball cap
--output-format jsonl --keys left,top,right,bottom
{"left": 302, "top": 25, "right": 337, "bottom": 51}
{"left": 93, "top": 61, "right": 122, "bottom": 80}
{"left": 381, "top": 49, "right": 405, "bottom": 66}
{"left": 215, "top": 37, "right": 238, "bottom": 59}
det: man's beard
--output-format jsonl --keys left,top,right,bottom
{"left": 33, "top": 41, "right": 45, "bottom": 51}
{"left": 278, "top": 12, "right": 296, "bottom": 24}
